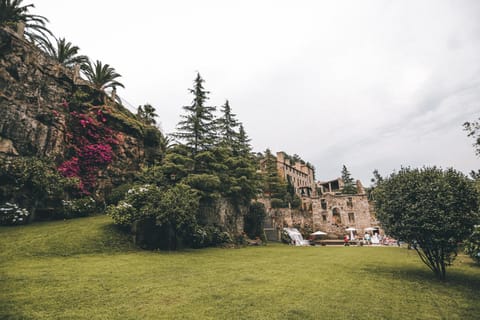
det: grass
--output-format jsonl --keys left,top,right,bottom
{"left": 1, "top": 216, "right": 479, "bottom": 320}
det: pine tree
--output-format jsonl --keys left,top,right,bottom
{"left": 235, "top": 124, "right": 252, "bottom": 157}
{"left": 174, "top": 73, "right": 216, "bottom": 159}
{"left": 341, "top": 165, "right": 357, "bottom": 194}
{"left": 216, "top": 100, "right": 239, "bottom": 149}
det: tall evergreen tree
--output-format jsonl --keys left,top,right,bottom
{"left": 216, "top": 100, "right": 239, "bottom": 149}
{"left": 235, "top": 124, "right": 252, "bottom": 157}
{"left": 341, "top": 165, "right": 357, "bottom": 194}
{"left": 174, "top": 73, "right": 216, "bottom": 159}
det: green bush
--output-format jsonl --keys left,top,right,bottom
{"left": 465, "top": 226, "right": 480, "bottom": 264}
{"left": 107, "top": 184, "right": 159, "bottom": 227}
{"left": 105, "top": 183, "right": 133, "bottom": 205}
{"left": 61, "top": 198, "right": 97, "bottom": 219}
{"left": 0, "top": 203, "right": 30, "bottom": 226}
{"left": 192, "top": 225, "right": 232, "bottom": 248}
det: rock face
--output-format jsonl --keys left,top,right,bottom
{"left": 0, "top": 27, "right": 146, "bottom": 192}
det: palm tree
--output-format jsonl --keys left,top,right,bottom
{"left": 137, "top": 104, "right": 158, "bottom": 126}
{"left": 81, "top": 59, "right": 125, "bottom": 91}
{"left": 44, "top": 37, "right": 88, "bottom": 67}
{"left": 0, "top": 0, "right": 53, "bottom": 45}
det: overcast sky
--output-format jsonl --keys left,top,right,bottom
{"left": 35, "top": 0, "right": 480, "bottom": 184}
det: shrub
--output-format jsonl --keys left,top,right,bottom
{"left": 0, "top": 203, "right": 30, "bottom": 226}
{"left": 61, "top": 197, "right": 97, "bottom": 219}
{"left": 106, "top": 201, "right": 137, "bottom": 227}
{"left": 192, "top": 225, "right": 232, "bottom": 248}
{"left": 464, "top": 226, "right": 480, "bottom": 264}
{"left": 105, "top": 183, "right": 133, "bottom": 205}
{"left": 107, "top": 184, "right": 159, "bottom": 227}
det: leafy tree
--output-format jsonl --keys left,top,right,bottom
{"left": 137, "top": 104, "right": 158, "bottom": 126}
{"left": 341, "top": 165, "right": 357, "bottom": 194}
{"left": 0, "top": 0, "right": 53, "bottom": 46}
{"left": 464, "top": 118, "right": 480, "bottom": 156}
{"left": 367, "top": 169, "right": 383, "bottom": 200}
{"left": 43, "top": 37, "right": 88, "bottom": 67}
{"left": 374, "top": 167, "right": 479, "bottom": 280}
{"left": 174, "top": 72, "right": 216, "bottom": 162}
{"left": 464, "top": 226, "right": 480, "bottom": 265}
{"left": 81, "top": 59, "right": 124, "bottom": 91}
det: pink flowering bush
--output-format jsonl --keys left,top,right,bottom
{"left": 58, "top": 103, "right": 118, "bottom": 194}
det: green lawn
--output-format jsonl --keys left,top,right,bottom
{"left": 1, "top": 216, "right": 479, "bottom": 320}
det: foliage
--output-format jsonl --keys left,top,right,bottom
{"left": 166, "top": 76, "right": 259, "bottom": 207}
{"left": 216, "top": 100, "right": 239, "bottom": 148}
{"left": 61, "top": 197, "right": 97, "bottom": 219}
{"left": 0, "top": 157, "right": 76, "bottom": 219}
{"left": 374, "top": 167, "right": 479, "bottom": 279}
{"left": 192, "top": 225, "right": 232, "bottom": 248}
{"left": 58, "top": 105, "right": 118, "bottom": 194}
{"left": 43, "top": 37, "right": 88, "bottom": 67}
{"left": 108, "top": 183, "right": 200, "bottom": 249}
{"left": 367, "top": 169, "right": 384, "bottom": 200}
{"left": 105, "top": 183, "right": 133, "bottom": 206}
{"left": 464, "top": 118, "right": 480, "bottom": 156}
{"left": 81, "top": 59, "right": 124, "bottom": 91}
{"left": 244, "top": 201, "right": 267, "bottom": 239}
{"left": 142, "top": 183, "right": 200, "bottom": 250}
{"left": 0, "top": 0, "right": 53, "bottom": 46}
{"left": 174, "top": 72, "right": 216, "bottom": 161}
{"left": 136, "top": 104, "right": 158, "bottom": 126}
{"left": 107, "top": 184, "right": 159, "bottom": 227}
{"left": 0, "top": 202, "right": 30, "bottom": 225}
{"left": 464, "top": 225, "right": 480, "bottom": 264}
{"left": 341, "top": 165, "right": 357, "bottom": 194}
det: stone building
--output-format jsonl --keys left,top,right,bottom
{"left": 273, "top": 151, "right": 316, "bottom": 197}
{"left": 260, "top": 152, "right": 379, "bottom": 240}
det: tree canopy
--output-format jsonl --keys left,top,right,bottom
{"left": 374, "top": 167, "right": 479, "bottom": 279}
{"left": 341, "top": 165, "right": 357, "bottom": 194}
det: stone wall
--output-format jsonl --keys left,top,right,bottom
{"left": 0, "top": 27, "right": 146, "bottom": 194}
{"left": 261, "top": 192, "right": 378, "bottom": 240}
{"left": 311, "top": 194, "right": 377, "bottom": 236}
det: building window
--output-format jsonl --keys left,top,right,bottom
{"left": 347, "top": 197, "right": 353, "bottom": 208}
{"left": 332, "top": 208, "right": 341, "bottom": 224}
{"left": 348, "top": 212, "right": 355, "bottom": 223}
{"left": 322, "top": 214, "right": 327, "bottom": 222}
{"left": 321, "top": 199, "right": 327, "bottom": 210}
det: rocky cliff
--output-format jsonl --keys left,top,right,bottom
{"left": 0, "top": 27, "right": 148, "bottom": 194}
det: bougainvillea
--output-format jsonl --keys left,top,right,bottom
{"left": 58, "top": 101, "right": 118, "bottom": 195}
